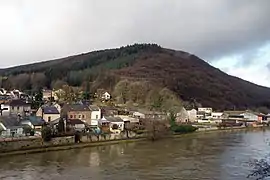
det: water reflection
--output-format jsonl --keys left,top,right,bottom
{"left": 0, "top": 129, "right": 269, "bottom": 180}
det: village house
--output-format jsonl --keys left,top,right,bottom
{"left": 101, "top": 116, "right": 124, "bottom": 134}
{"left": 187, "top": 109, "right": 197, "bottom": 122}
{"left": 89, "top": 105, "right": 102, "bottom": 127}
{"left": 36, "top": 105, "right": 60, "bottom": 122}
{"left": 102, "top": 92, "right": 111, "bottom": 101}
{"left": 0, "top": 116, "right": 24, "bottom": 137}
{"left": 9, "top": 99, "right": 31, "bottom": 116}
{"left": 62, "top": 104, "right": 91, "bottom": 124}
{"left": 212, "top": 112, "right": 223, "bottom": 119}
{"left": 196, "top": 111, "right": 206, "bottom": 120}
{"left": 20, "top": 116, "right": 45, "bottom": 130}
{"left": 95, "top": 89, "right": 111, "bottom": 101}
{"left": 198, "top": 107, "right": 212, "bottom": 119}
{"left": 176, "top": 107, "right": 189, "bottom": 123}
{"left": 67, "top": 119, "right": 86, "bottom": 131}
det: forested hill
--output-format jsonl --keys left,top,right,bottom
{"left": 1, "top": 43, "right": 270, "bottom": 110}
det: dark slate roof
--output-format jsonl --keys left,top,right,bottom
{"left": 67, "top": 104, "right": 90, "bottom": 112}
{"left": 9, "top": 99, "right": 31, "bottom": 107}
{"left": 0, "top": 116, "right": 20, "bottom": 129}
{"left": 104, "top": 116, "right": 124, "bottom": 122}
{"left": 28, "top": 116, "right": 45, "bottom": 126}
{"left": 42, "top": 106, "right": 59, "bottom": 114}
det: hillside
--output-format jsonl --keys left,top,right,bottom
{"left": 1, "top": 44, "right": 270, "bottom": 110}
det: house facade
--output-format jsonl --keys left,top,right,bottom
{"left": 36, "top": 106, "right": 60, "bottom": 122}
{"left": 102, "top": 92, "right": 111, "bottom": 101}
{"left": 102, "top": 116, "right": 124, "bottom": 134}
{"left": 0, "top": 116, "right": 24, "bottom": 137}
{"left": 63, "top": 104, "right": 91, "bottom": 124}
{"left": 176, "top": 107, "right": 189, "bottom": 123}
{"left": 9, "top": 99, "right": 31, "bottom": 116}
{"left": 187, "top": 109, "right": 197, "bottom": 122}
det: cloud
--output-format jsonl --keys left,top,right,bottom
{"left": 0, "top": 0, "right": 270, "bottom": 86}
{"left": 211, "top": 43, "right": 270, "bottom": 87}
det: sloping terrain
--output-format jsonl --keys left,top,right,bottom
{"left": 1, "top": 44, "right": 270, "bottom": 110}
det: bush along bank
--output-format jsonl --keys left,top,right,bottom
{"left": 169, "top": 112, "right": 198, "bottom": 134}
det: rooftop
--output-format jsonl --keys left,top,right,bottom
{"left": 0, "top": 116, "right": 20, "bottom": 129}
{"left": 42, "top": 106, "right": 60, "bottom": 114}
{"left": 9, "top": 99, "right": 31, "bottom": 107}
{"left": 67, "top": 104, "right": 90, "bottom": 112}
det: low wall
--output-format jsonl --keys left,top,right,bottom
{"left": 0, "top": 136, "right": 75, "bottom": 153}
{"left": 0, "top": 131, "right": 144, "bottom": 153}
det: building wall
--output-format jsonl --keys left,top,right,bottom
{"left": 68, "top": 111, "right": 91, "bottom": 124}
{"left": 9, "top": 106, "right": 31, "bottom": 116}
{"left": 244, "top": 112, "right": 258, "bottom": 121}
{"left": 91, "top": 110, "right": 101, "bottom": 120}
{"left": 43, "top": 114, "right": 60, "bottom": 122}
{"left": 0, "top": 136, "right": 74, "bottom": 153}
{"left": 198, "top": 108, "right": 213, "bottom": 114}
{"left": 188, "top": 109, "right": 197, "bottom": 122}
{"left": 1, "top": 127, "right": 24, "bottom": 137}
{"left": 36, "top": 108, "right": 60, "bottom": 122}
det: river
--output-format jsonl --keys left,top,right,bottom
{"left": 0, "top": 129, "right": 270, "bottom": 180}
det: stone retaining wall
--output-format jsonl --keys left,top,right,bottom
{"left": 0, "top": 136, "right": 75, "bottom": 153}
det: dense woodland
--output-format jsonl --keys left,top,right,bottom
{"left": 1, "top": 43, "right": 270, "bottom": 111}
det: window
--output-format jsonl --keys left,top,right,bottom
{"left": 78, "top": 115, "right": 81, "bottom": 119}
{"left": 96, "top": 115, "right": 98, "bottom": 119}
{"left": 11, "top": 106, "right": 14, "bottom": 110}
{"left": 70, "top": 115, "right": 73, "bottom": 119}
{"left": 74, "top": 115, "right": 76, "bottom": 119}
{"left": 17, "top": 106, "right": 19, "bottom": 111}
{"left": 82, "top": 115, "right": 85, "bottom": 119}
{"left": 48, "top": 116, "right": 51, "bottom": 122}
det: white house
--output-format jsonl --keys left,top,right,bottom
{"left": 89, "top": 105, "right": 101, "bottom": 120}
{"left": 102, "top": 116, "right": 124, "bottom": 134}
{"left": 187, "top": 109, "right": 197, "bottom": 122}
{"left": 176, "top": 107, "right": 189, "bottom": 123}
{"left": 102, "top": 92, "right": 111, "bottom": 101}
{"left": 89, "top": 105, "right": 101, "bottom": 127}
{"left": 243, "top": 112, "right": 258, "bottom": 121}
{"left": 36, "top": 105, "right": 60, "bottom": 122}
{"left": 212, "top": 112, "right": 223, "bottom": 119}
{"left": 198, "top": 108, "right": 213, "bottom": 114}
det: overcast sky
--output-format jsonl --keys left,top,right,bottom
{"left": 0, "top": 0, "right": 270, "bottom": 86}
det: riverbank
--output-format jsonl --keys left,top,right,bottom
{"left": 0, "top": 126, "right": 268, "bottom": 157}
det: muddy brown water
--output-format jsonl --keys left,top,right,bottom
{"left": 0, "top": 129, "right": 269, "bottom": 180}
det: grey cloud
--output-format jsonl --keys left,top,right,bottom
{"left": 0, "top": 0, "right": 270, "bottom": 67}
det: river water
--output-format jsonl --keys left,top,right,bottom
{"left": 0, "top": 129, "right": 270, "bottom": 180}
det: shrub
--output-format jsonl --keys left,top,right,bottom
{"left": 171, "top": 125, "right": 198, "bottom": 133}
{"left": 41, "top": 126, "right": 52, "bottom": 142}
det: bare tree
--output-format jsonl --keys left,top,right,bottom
{"left": 31, "top": 73, "right": 47, "bottom": 90}
{"left": 144, "top": 119, "right": 169, "bottom": 141}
